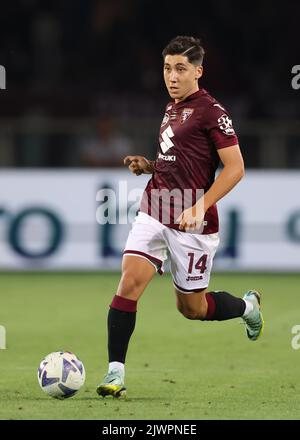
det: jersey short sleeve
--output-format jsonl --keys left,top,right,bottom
{"left": 204, "top": 103, "right": 239, "bottom": 150}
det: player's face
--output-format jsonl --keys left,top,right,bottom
{"left": 163, "top": 55, "right": 203, "bottom": 103}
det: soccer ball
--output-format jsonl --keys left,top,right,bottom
{"left": 37, "top": 351, "right": 85, "bottom": 399}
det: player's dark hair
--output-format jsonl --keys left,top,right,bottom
{"left": 162, "top": 36, "right": 205, "bottom": 66}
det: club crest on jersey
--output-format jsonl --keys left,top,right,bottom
{"left": 180, "top": 108, "right": 194, "bottom": 124}
{"left": 161, "top": 112, "right": 170, "bottom": 127}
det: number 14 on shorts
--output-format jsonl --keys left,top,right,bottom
{"left": 187, "top": 253, "right": 208, "bottom": 274}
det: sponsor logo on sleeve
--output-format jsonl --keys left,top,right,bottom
{"left": 217, "top": 114, "right": 235, "bottom": 135}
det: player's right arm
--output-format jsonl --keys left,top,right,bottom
{"left": 123, "top": 155, "right": 155, "bottom": 175}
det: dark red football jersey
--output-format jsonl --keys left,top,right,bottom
{"left": 140, "top": 88, "right": 239, "bottom": 234}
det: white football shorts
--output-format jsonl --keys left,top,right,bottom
{"left": 123, "top": 211, "right": 220, "bottom": 293}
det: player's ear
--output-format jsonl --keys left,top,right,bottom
{"left": 195, "top": 65, "right": 203, "bottom": 80}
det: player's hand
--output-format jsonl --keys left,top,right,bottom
{"left": 176, "top": 203, "right": 205, "bottom": 232}
{"left": 123, "top": 156, "right": 153, "bottom": 175}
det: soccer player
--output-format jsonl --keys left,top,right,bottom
{"left": 96, "top": 36, "right": 264, "bottom": 398}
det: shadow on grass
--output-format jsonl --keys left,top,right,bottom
{"left": 76, "top": 396, "right": 164, "bottom": 402}
{"left": 21, "top": 396, "right": 164, "bottom": 403}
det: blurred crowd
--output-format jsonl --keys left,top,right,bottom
{"left": 0, "top": 0, "right": 299, "bottom": 168}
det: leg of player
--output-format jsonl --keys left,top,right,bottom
{"left": 175, "top": 288, "right": 264, "bottom": 340}
{"left": 97, "top": 255, "right": 156, "bottom": 398}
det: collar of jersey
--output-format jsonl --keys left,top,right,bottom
{"left": 173, "top": 88, "right": 206, "bottom": 107}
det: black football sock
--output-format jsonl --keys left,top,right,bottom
{"left": 204, "top": 291, "right": 246, "bottom": 321}
{"left": 108, "top": 295, "right": 137, "bottom": 364}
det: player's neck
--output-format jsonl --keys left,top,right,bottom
{"left": 175, "top": 86, "right": 199, "bottom": 104}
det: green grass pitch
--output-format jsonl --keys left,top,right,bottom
{"left": 0, "top": 271, "right": 300, "bottom": 420}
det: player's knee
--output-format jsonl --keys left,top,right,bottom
{"left": 117, "top": 272, "right": 143, "bottom": 299}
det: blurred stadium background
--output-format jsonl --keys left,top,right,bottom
{"left": 1, "top": 0, "right": 300, "bottom": 420}
{"left": 0, "top": 0, "right": 299, "bottom": 272}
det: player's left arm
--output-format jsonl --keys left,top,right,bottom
{"left": 202, "top": 144, "right": 245, "bottom": 212}
{"left": 178, "top": 144, "right": 244, "bottom": 231}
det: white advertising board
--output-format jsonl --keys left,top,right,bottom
{"left": 0, "top": 170, "right": 299, "bottom": 271}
